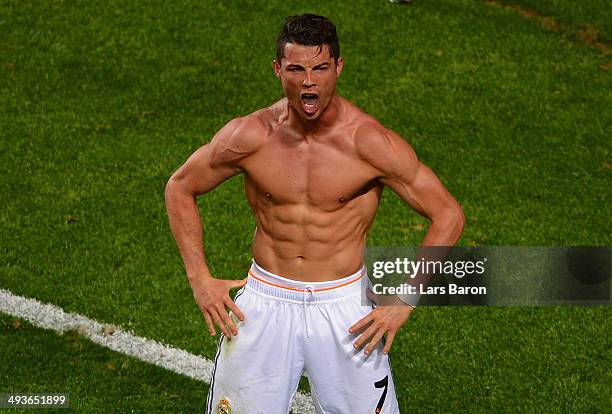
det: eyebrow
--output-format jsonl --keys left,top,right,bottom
{"left": 285, "top": 62, "right": 330, "bottom": 69}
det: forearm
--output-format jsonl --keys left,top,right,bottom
{"left": 164, "top": 178, "right": 212, "bottom": 283}
{"left": 395, "top": 206, "right": 464, "bottom": 307}
{"left": 422, "top": 205, "right": 465, "bottom": 246}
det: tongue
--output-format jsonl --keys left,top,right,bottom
{"left": 302, "top": 97, "right": 318, "bottom": 114}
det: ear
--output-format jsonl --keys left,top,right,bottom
{"left": 272, "top": 59, "right": 281, "bottom": 78}
{"left": 335, "top": 56, "right": 344, "bottom": 77}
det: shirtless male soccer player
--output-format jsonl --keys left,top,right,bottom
{"left": 165, "top": 14, "right": 464, "bottom": 414}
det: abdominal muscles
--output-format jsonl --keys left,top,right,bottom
{"left": 250, "top": 191, "right": 380, "bottom": 281}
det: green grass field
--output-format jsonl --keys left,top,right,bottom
{"left": 1, "top": 0, "right": 610, "bottom": 412}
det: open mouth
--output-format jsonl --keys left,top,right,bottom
{"left": 300, "top": 93, "right": 319, "bottom": 115}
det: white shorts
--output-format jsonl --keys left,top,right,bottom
{"left": 206, "top": 260, "right": 400, "bottom": 414}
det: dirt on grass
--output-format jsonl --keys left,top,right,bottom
{"left": 485, "top": 0, "right": 612, "bottom": 62}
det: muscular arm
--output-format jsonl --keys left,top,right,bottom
{"left": 357, "top": 124, "right": 465, "bottom": 245}
{"left": 165, "top": 117, "right": 262, "bottom": 279}
{"left": 350, "top": 123, "right": 465, "bottom": 354}
{"left": 164, "top": 116, "right": 263, "bottom": 336}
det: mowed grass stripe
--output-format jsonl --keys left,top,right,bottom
{"left": 0, "top": 289, "right": 316, "bottom": 414}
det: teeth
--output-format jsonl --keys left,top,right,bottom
{"left": 301, "top": 93, "right": 317, "bottom": 113}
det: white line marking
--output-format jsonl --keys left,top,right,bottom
{"left": 0, "top": 288, "right": 316, "bottom": 414}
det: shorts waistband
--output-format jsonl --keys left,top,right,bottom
{"left": 247, "top": 260, "right": 365, "bottom": 303}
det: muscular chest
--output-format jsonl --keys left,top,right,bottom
{"left": 242, "top": 137, "right": 377, "bottom": 207}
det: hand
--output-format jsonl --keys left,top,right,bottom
{"left": 191, "top": 276, "right": 247, "bottom": 338}
{"left": 348, "top": 292, "right": 413, "bottom": 354}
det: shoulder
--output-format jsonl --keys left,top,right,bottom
{"left": 340, "top": 98, "right": 410, "bottom": 157}
{"left": 209, "top": 111, "right": 269, "bottom": 167}
{"left": 212, "top": 112, "right": 268, "bottom": 151}
{"left": 350, "top": 112, "right": 418, "bottom": 179}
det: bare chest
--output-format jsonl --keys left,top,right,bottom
{"left": 241, "top": 136, "right": 378, "bottom": 207}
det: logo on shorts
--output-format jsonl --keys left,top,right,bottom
{"left": 217, "top": 398, "right": 232, "bottom": 414}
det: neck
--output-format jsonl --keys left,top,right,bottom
{"left": 287, "top": 96, "right": 342, "bottom": 136}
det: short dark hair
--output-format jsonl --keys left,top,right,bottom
{"left": 276, "top": 14, "right": 340, "bottom": 65}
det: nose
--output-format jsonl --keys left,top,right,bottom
{"left": 303, "top": 69, "right": 315, "bottom": 87}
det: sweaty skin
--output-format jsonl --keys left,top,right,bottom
{"left": 165, "top": 44, "right": 464, "bottom": 353}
